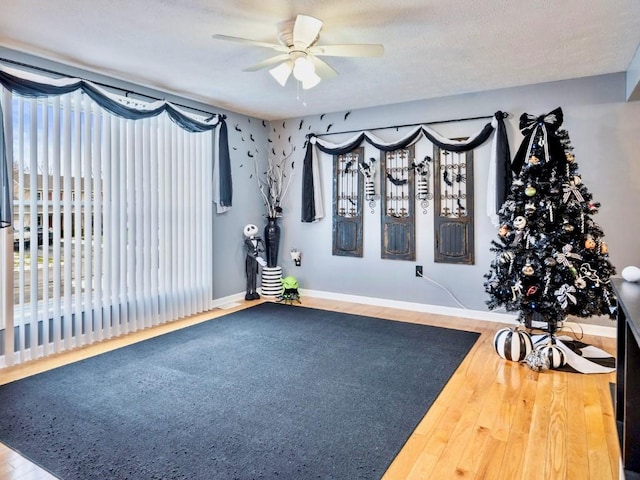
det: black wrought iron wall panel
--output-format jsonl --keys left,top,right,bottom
{"left": 434, "top": 146, "right": 474, "bottom": 264}
{"left": 380, "top": 146, "right": 415, "bottom": 260}
{"left": 333, "top": 148, "right": 364, "bottom": 257}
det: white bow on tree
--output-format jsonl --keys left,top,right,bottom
{"left": 555, "top": 283, "right": 577, "bottom": 309}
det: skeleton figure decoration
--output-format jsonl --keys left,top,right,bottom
{"left": 413, "top": 155, "right": 433, "bottom": 214}
{"left": 359, "top": 157, "right": 377, "bottom": 213}
{"left": 243, "top": 224, "right": 267, "bottom": 300}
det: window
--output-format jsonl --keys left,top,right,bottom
{"left": 2, "top": 87, "right": 214, "bottom": 365}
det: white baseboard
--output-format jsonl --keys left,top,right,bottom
{"left": 297, "top": 289, "right": 617, "bottom": 339}
{"left": 559, "top": 321, "right": 617, "bottom": 339}
{"left": 299, "top": 288, "right": 518, "bottom": 322}
{"left": 212, "top": 292, "right": 246, "bottom": 309}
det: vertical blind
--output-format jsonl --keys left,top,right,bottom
{"left": 1, "top": 87, "right": 214, "bottom": 366}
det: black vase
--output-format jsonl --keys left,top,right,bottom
{"left": 264, "top": 217, "right": 281, "bottom": 268}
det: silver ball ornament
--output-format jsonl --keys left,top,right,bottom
{"left": 525, "top": 350, "right": 550, "bottom": 372}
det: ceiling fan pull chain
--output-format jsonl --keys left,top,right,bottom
{"left": 296, "top": 81, "right": 308, "bottom": 107}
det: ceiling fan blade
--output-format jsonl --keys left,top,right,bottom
{"left": 212, "top": 34, "right": 288, "bottom": 52}
{"left": 243, "top": 54, "right": 291, "bottom": 72}
{"left": 309, "top": 56, "right": 338, "bottom": 79}
{"left": 292, "top": 15, "right": 323, "bottom": 48}
{"left": 309, "top": 44, "right": 384, "bottom": 57}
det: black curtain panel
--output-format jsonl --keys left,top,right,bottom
{"left": 0, "top": 109, "right": 9, "bottom": 228}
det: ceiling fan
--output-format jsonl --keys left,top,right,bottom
{"left": 212, "top": 14, "right": 384, "bottom": 89}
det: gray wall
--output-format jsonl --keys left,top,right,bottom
{"left": 264, "top": 73, "right": 640, "bottom": 313}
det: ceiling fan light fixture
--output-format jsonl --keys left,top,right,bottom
{"left": 269, "top": 61, "right": 293, "bottom": 86}
{"left": 292, "top": 56, "right": 316, "bottom": 82}
{"left": 301, "top": 70, "right": 321, "bottom": 90}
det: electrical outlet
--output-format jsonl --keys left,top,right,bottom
{"left": 415, "top": 265, "right": 423, "bottom": 277}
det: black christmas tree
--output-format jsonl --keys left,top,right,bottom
{"left": 484, "top": 108, "right": 616, "bottom": 334}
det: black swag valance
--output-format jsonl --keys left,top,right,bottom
{"left": 0, "top": 65, "right": 232, "bottom": 228}
{"left": 301, "top": 111, "right": 511, "bottom": 225}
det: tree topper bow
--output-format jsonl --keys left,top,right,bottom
{"left": 512, "top": 107, "right": 565, "bottom": 175}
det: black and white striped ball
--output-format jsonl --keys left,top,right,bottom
{"left": 535, "top": 342, "right": 567, "bottom": 369}
{"left": 493, "top": 327, "right": 533, "bottom": 362}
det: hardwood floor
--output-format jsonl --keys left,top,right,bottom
{"left": 0, "top": 297, "right": 619, "bottom": 479}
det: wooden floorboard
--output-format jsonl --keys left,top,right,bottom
{"left": 0, "top": 297, "right": 619, "bottom": 479}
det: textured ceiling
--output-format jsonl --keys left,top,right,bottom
{"left": 1, "top": 0, "right": 639, "bottom": 120}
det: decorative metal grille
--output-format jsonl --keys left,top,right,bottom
{"left": 383, "top": 149, "right": 411, "bottom": 218}
{"left": 380, "top": 147, "right": 415, "bottom": 260}
{"left": 332, "top": 148, "right": 364, "bottom": 257}
{"left": 336, "top": 151, "right": 361, "bottom": 218}
{"left": 434, "top": 147, "right": 474, "bottom": 264}
{"left": 439, "top": 150, "right": 469, "bottom": 218}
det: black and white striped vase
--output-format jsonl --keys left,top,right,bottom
{"left": 261, "top": 266, "right": 283, "bottom": 297}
